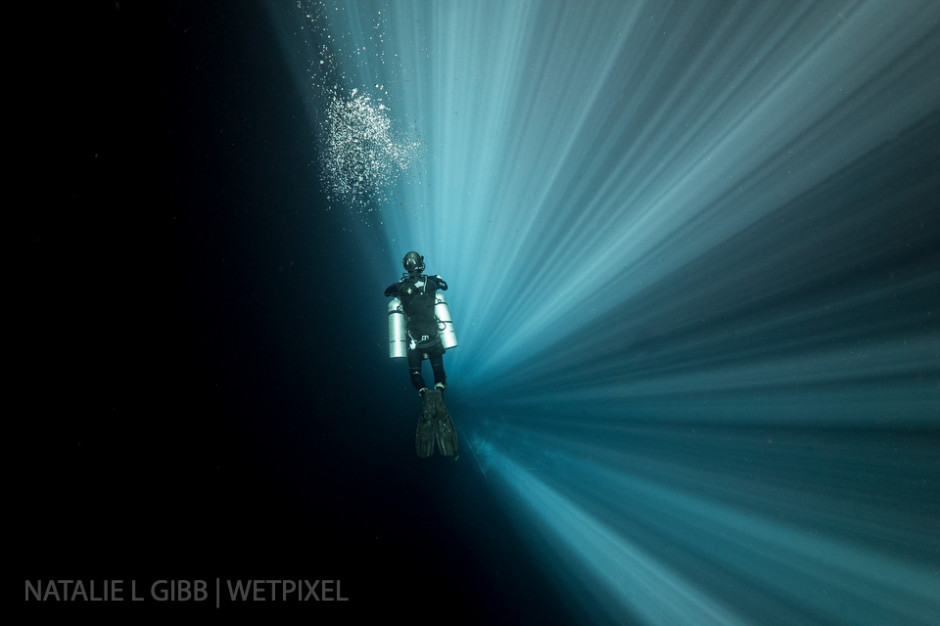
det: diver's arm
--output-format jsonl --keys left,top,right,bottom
{"left": 384, "top": 282, "right": 401, "bottom": 297}
{"left": 431, "top": 275, "right": 448, "bottom": 290}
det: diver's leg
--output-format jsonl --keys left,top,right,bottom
{"left": 409, "top": 349, "right": 435, "bottom": 455}
{"left": 430, "top": 354, "right": 446, "bottom": 392}
{"left": 407, "top": 349, "right": 427, "bottom": 395}
{"left": 423, "top": 353, "right": 456, "bottom": 455}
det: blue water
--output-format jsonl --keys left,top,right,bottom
{"left": 21, "top": 1, "right": 939, "bottom": 623}
{"left": 278, "top": 1, "right": 940, "bottom": 623}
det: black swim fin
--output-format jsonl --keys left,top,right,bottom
{"left": 416, "top": 390, "right": 458, "bottom": 457}
{"left": 416, "top": 397, "right": 436, "bottom": 458}
{"left": 433, "top": 394, "right": 458, "bottom": 457}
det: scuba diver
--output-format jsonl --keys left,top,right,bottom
{"left": 385, "top": 251, "right": 458, "bottom": 457}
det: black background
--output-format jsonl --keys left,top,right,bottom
{"left": 17, "top": 1, "right": 567, "bottom": 621}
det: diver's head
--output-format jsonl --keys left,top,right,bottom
{"left": 403, "top": 251, "right": 425, "bottom": 275}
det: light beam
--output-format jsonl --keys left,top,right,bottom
{"left": 269, "top": 1, "right": 940, "bottom": 623}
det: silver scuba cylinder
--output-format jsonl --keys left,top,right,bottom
{"left": 388, "top": 298, "right": 407, "bottom": 358}
{"left": 435, "top": 292, "right": 458, "bottom": 350}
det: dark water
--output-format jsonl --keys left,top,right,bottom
{"left": 16, "top": 1, "right": 567, "bottom": 622}
{"left": 17, "top": 1, "right": 940, "bottom": 624}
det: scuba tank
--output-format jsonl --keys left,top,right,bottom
{"left": 388, "top": 298, "right": 407, "bottom": 358}
{"left": 387, "top": 288, "right": 458, "bottom": 358}
{"left": 435, "top": 292, "right": 458, "bottom": 350}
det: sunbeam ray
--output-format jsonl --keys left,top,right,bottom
{"left": 267, "top": 1, "right": 940, "bottom": 623}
